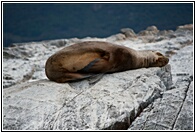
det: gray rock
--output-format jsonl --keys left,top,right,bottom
{"left": 3, "top": 41, "right": 64, "bottom": 88}
{"left": 3, "top": 66, "right": 171, "bottom": 130}
{"left": 169, "top": 45, "right": 193, "bottom": 84}
{"left": 177, "top": 24, "right": 193, "bottom": 31}
{"left": 127, "top": 24, "right": 193, "bottom": 130}
{"left": 128, "top": 77, "right": 193, "bottom": 130}
{"left": 175, "top": 24, "right": 193, "bottom": 37}
{"left": 106, "top": 33, "right": 126, "bottom": 41}
{"left": 46, "top": 39, "right": 67, "bottom": 48}
{"left": 3, "top": 59, "right": 35, "bottom": 88}
{"left": 138, "top": 26, "right": 159, "bottom": 36}
{"left": 120, "top": 28, "right": 137, "bottom": 38}
{"left": 173, "top": 81, "right": 193, "bottom": 130}
{"left": 146, "top": 26, "right": 159, "bottom": 32}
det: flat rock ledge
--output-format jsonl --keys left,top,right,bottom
{"left": 3, "top": 65, "right": 172, "bottom": 130}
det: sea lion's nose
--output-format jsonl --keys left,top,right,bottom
{"left": 165, "top": 57, "right": 169, "bottom": 64}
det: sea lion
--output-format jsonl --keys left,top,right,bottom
{"left": 45, "top": 41, "right": 169, "bottom": 83}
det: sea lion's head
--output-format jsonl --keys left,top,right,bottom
{"left": 149, "top": 51, "right": 169, "bottom": 67}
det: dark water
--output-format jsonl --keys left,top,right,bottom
{"left": 3, "top": 3, "right": 193, "bottom": 47}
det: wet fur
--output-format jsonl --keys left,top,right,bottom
{"left": 45, "top": 41, "right": 169, "bottom": 83}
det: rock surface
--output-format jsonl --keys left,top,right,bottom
{"left": 3, "top": 24, "right": 193, "bottom": 130}
{"left": 128, "top": 77, "right": 193, "bottom": 130}
{"left": 3, "top": 66, "right": 171, "bottom": 130}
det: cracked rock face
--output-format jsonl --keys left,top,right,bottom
{"left": 3, "top": 24, "right": 193, "bottom": 130}
{"left": 3, "top": 66, "right": 171, "bottom": 130}
{"left": 128, "top": 77, "right": 193, "bottom": 130}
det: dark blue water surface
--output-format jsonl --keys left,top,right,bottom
{"left": 3, "top": 3, "right": 193, "bottom": 47}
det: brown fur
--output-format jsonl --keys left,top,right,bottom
{"left": 45, "top": 41, "right": 169, "bottom": 83}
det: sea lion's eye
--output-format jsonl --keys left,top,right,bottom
{"left": 156, "top": 52, "right": 163, "bottom": 56}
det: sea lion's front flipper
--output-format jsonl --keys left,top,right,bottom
{"left": 55, "top": 72, "right": 95, "bottom": 83}
{"left": 78, "top": 57, "right": 109, "bottom": 73}
{"left": 88, "top": 73, "right": 104, "bottom": 84}
{"left": 65, "top": 48, "right": 110, "bottom": 72}
{"left": 78, "top": 58, "right": 100, "bottom": 72}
